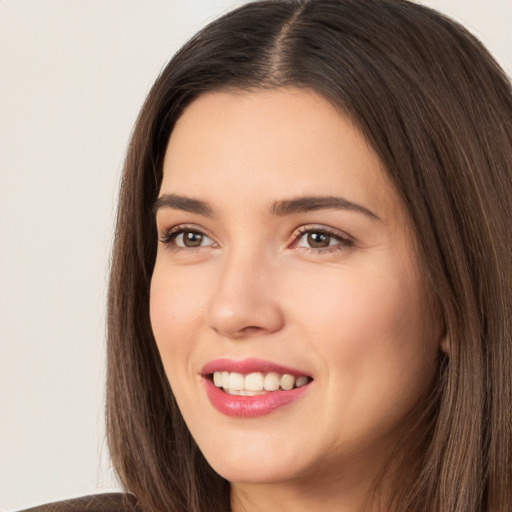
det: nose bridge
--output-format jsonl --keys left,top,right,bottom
{"left": 207, "top": 242, "right": 284, "bottom": 338}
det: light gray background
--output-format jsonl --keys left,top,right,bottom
{"left": 1, "top": 1, "right": 510, "bottom": 510}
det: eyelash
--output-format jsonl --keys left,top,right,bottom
{"left": 158, "top": 224, "right": 216, "bottom": 250}
{"left": 158, "top": 224, "right": 353, "bottom": 254}
{"left": 290, "top": 225, "right": 353, "bottom": 254}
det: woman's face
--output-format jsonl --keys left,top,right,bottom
{"left": 150, "top": 89, "right": 443, "bottom": 495}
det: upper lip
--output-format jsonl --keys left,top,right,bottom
{"left": 201, "top": 357, "right": 311, "bottom": 377}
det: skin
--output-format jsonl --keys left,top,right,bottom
{"left": 150, "top": 89, "right": 444, "bottom": 512}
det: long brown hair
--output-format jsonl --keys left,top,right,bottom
{"left": 106, "top": 1, "right": 512, "bottom": 510}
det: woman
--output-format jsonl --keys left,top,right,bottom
{"left": 26, "top": 0, "right": 512, "bottom": 511}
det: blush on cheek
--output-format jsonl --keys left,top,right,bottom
{"left": 150, "top": 276, "right": 196, "bottom": 330}
{"left": 320, "top": 268, "right": 425, "bottom": 373}
{"left": 150, "top": 283, "right": 207, "bottom": 377}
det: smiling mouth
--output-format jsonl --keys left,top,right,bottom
{"left": 209, "top": 371, "right": 313, "bottom": 396}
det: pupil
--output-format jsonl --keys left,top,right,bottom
{"left": 184, "top": 231, "right": 203, "bottom": 247}
{"left": 307, "top": 232, "right": 330, "bottom": 248}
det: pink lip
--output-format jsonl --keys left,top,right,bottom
{"left": 201, "top": 357, "right": 309, "bottom": 377}
{"left": 201, "top": 358, "right": 312, "bottom": 418}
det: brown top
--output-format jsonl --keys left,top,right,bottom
{"left": 18, "top": 493, "right": 142, "bottom": 512}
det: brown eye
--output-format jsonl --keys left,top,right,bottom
{"left": 162, "top": 229, "right": 215, "bottom": 249}
{"left": 182, "top": 231, "right": 204, "bottom": 247}
{"left": 307, "top": 232, "right": 331, "bottom": 248}
{"left": 294, "top": 227, "right": 352, "bottom": 253}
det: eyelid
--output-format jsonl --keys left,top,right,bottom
{"left": 157, "top": 222, "right": 353, "bottom": 254}
{"left": 289, "top": 224, "right": 354, "bottom": 253}
{"left": 158, "top": 223, "right": 217, "bottom": 248}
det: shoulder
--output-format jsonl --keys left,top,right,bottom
{"left": 18, "top": 493, "right": 142, "bottom": 512}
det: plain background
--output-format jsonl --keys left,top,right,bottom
{"left": 1, "top": 1, "right": 510, "bottom": 510}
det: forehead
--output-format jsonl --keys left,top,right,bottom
{"left": 161, "top": 88, "right": 403, "bottom": 222}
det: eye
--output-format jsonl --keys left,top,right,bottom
{"left": 292, "top": 226, "right": 353, "bottom": 253}
{"left": 175, "top": 230, "right": 212, "bottom": 248}
{"left": 299, "top": 232, "right": 334, "bottom": 249}
{"left": 159, "top": 226, "right": 215, "bottom": 249}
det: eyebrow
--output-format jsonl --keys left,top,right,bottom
{"left": 270, "top": 196, "right": 381, "bottom": 220}
{"left": 153, "top": 193, "right": 380, "bottom": 221}
{"left": 152, "top": 194, "right": 213, "bottom": 217}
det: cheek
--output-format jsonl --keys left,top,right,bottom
{"left": 149, "top": 270, "right": 210, "bottom": 427}
{"left": 294, "top": 260, "right": 423, "bottom": 344}
{"left": 294, "top": 260, "right": 437, "bottom": 401}
{"left": 149, "top": 264, "right": 208, "bottom": 371}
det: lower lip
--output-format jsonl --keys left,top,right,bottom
{"left": 203, "top": 378, "right": 310, "bottom": 418}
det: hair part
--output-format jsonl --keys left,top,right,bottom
{"left": 107, "top": 1, "right": 512, "bottom": 511}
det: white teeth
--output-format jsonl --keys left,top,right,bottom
{"left": 263, "top": 372, "right": 280, "bottom": 391}
{"left": 295, "top": 376, "right": 309, "bottom": 388}
{"left": 280, "top": 374, "right": 295, "bottom": 391}
{"left": 245, "top": 372, "right": 264, "bottom": 391}
{"left": 229, "top": 372, "right": 245, "bottom": 391}
{"left": 213, "top": 372, "right": 223, "bottom": 387}
{"left": 226, "top": 389, "right": 266, "bottom": 396}
{"left": 212, "top": 371, "right": 310, "bottom": 393}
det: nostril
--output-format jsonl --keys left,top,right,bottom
{"left": 239, "top": 325, "right": 265, "bottom": 335}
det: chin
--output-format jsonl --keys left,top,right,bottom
{"left": 209, "top": 458, "right": 301, "bottom": 486}
{"left": 199, "top": 437, "right": 311, "bottom": 485}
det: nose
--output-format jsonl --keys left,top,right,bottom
{"left": 207, "top": 248, "right": 285, "bottom": 339}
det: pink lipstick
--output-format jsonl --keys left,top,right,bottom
{"left": 201, "top": 358, "right": 312, "bottom": 418}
